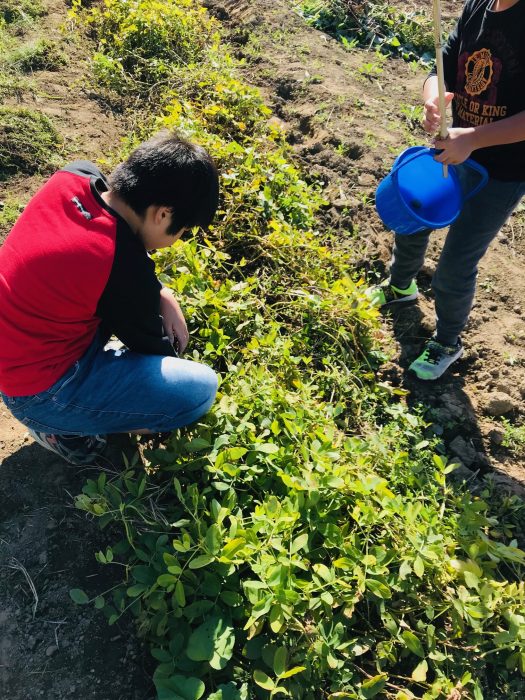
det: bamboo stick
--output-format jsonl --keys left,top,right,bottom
{"left": 432, "top": 0, "right": 449, "bottom": 177}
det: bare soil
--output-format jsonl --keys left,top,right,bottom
{"left": 1, "top": 0, "right": 524, "bottom": 698}
{"left": 0, "top": 2, "right": 154, "bottom": 698}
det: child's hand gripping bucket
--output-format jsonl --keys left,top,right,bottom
{"left": 375, "top": 146, "right": 488, "bottom": 236}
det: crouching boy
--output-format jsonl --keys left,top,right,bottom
{"left": 0, "top": 132, "right": 220, "bottom": 464}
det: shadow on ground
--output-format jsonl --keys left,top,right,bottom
{"left": 0, "top": 442, "right": 154, "bottom": 700}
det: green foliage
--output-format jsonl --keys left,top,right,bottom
{"left": 0, "top": 197, "right": 24, "bottom": 235}
{"left": 8, "top": 38, "right": 68, "bottom": 72}
{"left": 0, "top": 106, "right": 63, "bottom": 179}
{"left": 297, "top": 0, "right": 435, "bottom": 64}
{"left": 71, "top": 0, "right": 219, "bottom": 99}
{"left": 71, "top": 1, "right": 525, "bottom": 698}
{"left": 0, "top": 71, "right": 34, "bottom": 99}
{"left": 0, "top": 0, "right": 46, "bottom": 25}
{"left": 500, "top": 418, "right": 525, "bottom": 455}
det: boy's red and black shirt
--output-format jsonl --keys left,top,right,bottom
{"left": 0, "top": 161, "right": 176, "bottom": 397}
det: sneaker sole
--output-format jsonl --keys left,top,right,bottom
{"left": 377, "top": 292, "right": 419, "bottom": 309}
{"left": 381, "top": 291, "right": 419, "bottom": 308}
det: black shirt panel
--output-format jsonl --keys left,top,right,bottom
{"left": 96, "top": 220, "right": 176, "bottom": 357}
{"left": 62, "top": 161, "right": 176, "bottom": 357}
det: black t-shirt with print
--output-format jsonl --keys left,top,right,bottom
{"left": 431, "top": 0, "right": 525, "bottom": 181}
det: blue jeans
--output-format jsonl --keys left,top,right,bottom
{"left": 0, "top": 332, "right": 218, "bottom": 436}
{"left": 389, "top": 167, "right": 525, "bottom": 346}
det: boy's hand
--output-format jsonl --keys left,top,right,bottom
{"left": 159, "top": 287, "right": 189, "bottom": 353}
{"left": 423, "top": 92, "right": 454, "bottom": 133}
{"left": 434, "top": 127, "right": 477, "bottom": 165}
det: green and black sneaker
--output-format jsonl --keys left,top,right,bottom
{"left": 409, "top": 337, "right": 464, "bottom": 381}
{"left": 366, "top": 279, "right": 418, "bottom": 308}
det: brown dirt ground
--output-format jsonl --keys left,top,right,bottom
{"left": 1, "top": 1, "right": 524, "bottom": 698}
{"left": 0, "top": 2, "right": 154, "bottom": 698}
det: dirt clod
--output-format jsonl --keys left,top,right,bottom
{"left": 484, "top": 392, "right": 517, "bottom": 416}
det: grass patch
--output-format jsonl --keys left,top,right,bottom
{"left": 8, "top": 39, "right": 68, "bottom": 72}
{"left": 68, "top": 1, "right": 525, "bottom": 699}
{"left": 0, "top": 106, "right": 63, "bottom": 179}
{"left": 0, "top": 0, "right": 46, "bottom": 25}
{"left": 0, "top": 71, "right": 35, "bottom": 99}
{"left": 501, "top": 418, "right": 525, "bottom": 455}
{"left": 0, "top": 197, "right": 24, "bottom": 237}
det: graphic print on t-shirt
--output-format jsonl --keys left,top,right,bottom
{"left": 455, "top": 48, "right": 504, "bottom": 126}
{"left": 465, "top": 48, "right": 494, "bottom": 95}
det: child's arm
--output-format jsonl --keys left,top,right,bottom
{"left": 159, "top": 287, "right": 189, "bottom": 352}
{"left": 422, "top": 11, "right": 463, "bottom": 134}
{"left": 422, "top": 76, "right": 454, "bottom": 133}
{"left": 434, "top": 111, "right": 525, "bottom": 165}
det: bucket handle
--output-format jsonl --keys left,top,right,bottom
{"left": 390, "top": 147, "right": 488, "bottom": 201}
{"left": 460, "top": 156, "right": 489, "bottom": 201}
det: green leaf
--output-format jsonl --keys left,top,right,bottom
{"left": 185, "top": 437, "right": 211, "bottom": 452}
{"left": 273, "top": 646, "right": 287, "bottom": 676}
{"left": 205, "top": 524, "right": 222, "bottom": 555}
{"left": 155, "top": 674, "right": 205, "bottom": 700}
{"left": 70, "top": 588, "right": 89, "bottom": 605}
{"left": 208, "top": 683, "right": 244, "bottom": 700}
{"left": 221, "top": 538, "right": 246, "bottom": 559}
{"left": 401, "top": 631, "right": 425, "bottom": 659}
{"left": 413, "top": 556, "right": 425, "bottom": 578}
{"left": 361, "top": 673, "right": 387, "bottom": 698}
{"left": 253, "top": 670, "right": 275, "bottom": 690}
{"left": 174, "top": 580, "right": 186, "bottom": 607}
{"left": 158, "top": 574, "right": 177, "bottom": 587}
{"left": 254, "top": 443, "right": 279, "bottom": 454}
{"left": 133, "top": 565, "right": 157, "bottom": 585}
{"left": 464, "top": 571, "right": 479, "bottom": 589}
{"left": 269, "top": 604, "right": 284, "bottom": 633}
{"left": 411, "top": 659, "right": 428, "bottom": 682}
{"left": 366, "top": 579, "right": 391, "bottom": 599}
{"left": 127, "top": 584, "right": 147, "bottom": 597}
{"left": 290, "top": 533, "right": 308, "bottom": 554}
{"left": 186, "top": 616, "right": 235, "bottom": 670}
{"left": 152, "top": 648, "right": 173, "bottom": 663}
{"left": 280, "top": 667, "right": 306, "bottom": 679}
{"left": 94, "top": 595, "right": 105, "bottom": 609}
{"left": 220, "top": 590, "right": 243, "bottom": 607}
{"left": 188, "top": 554, "right": 214, "bottom": 570}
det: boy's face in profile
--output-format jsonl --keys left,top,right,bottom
{"left": 139, "top": 205, "right": 188, "bottom": 250}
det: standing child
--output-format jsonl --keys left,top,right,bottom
{"left": 0, "top": 132, "right": 220, "bottom": 464}
{"left": 369, "top": 0, "right": 525, "bottom": 380}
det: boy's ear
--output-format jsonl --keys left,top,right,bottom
{"left": 154, "top": 205, "right": 173, "bottom": 225}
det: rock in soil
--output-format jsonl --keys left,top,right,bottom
{"left": 484, "top": 392, "right": 518, "bottom": 416}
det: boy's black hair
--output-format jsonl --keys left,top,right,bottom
{"left": 109, "top": 132, "right": 219, "bottom": 234}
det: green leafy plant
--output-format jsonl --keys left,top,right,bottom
{"left": 500, "top": 418, "right": 525, "bottom": 455}
{"left": 0, "top": 0, "right": 46, "bottom": 25}
{"left": 297, "top": 0, "right": 436, "bottom": 64}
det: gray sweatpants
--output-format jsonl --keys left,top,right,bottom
{"left": 389, "top": 166, "right": 525, "bottom": 346}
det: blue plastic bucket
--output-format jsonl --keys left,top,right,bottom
{"left": 375, "top": 146, "right": 488, "bottom": 236}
